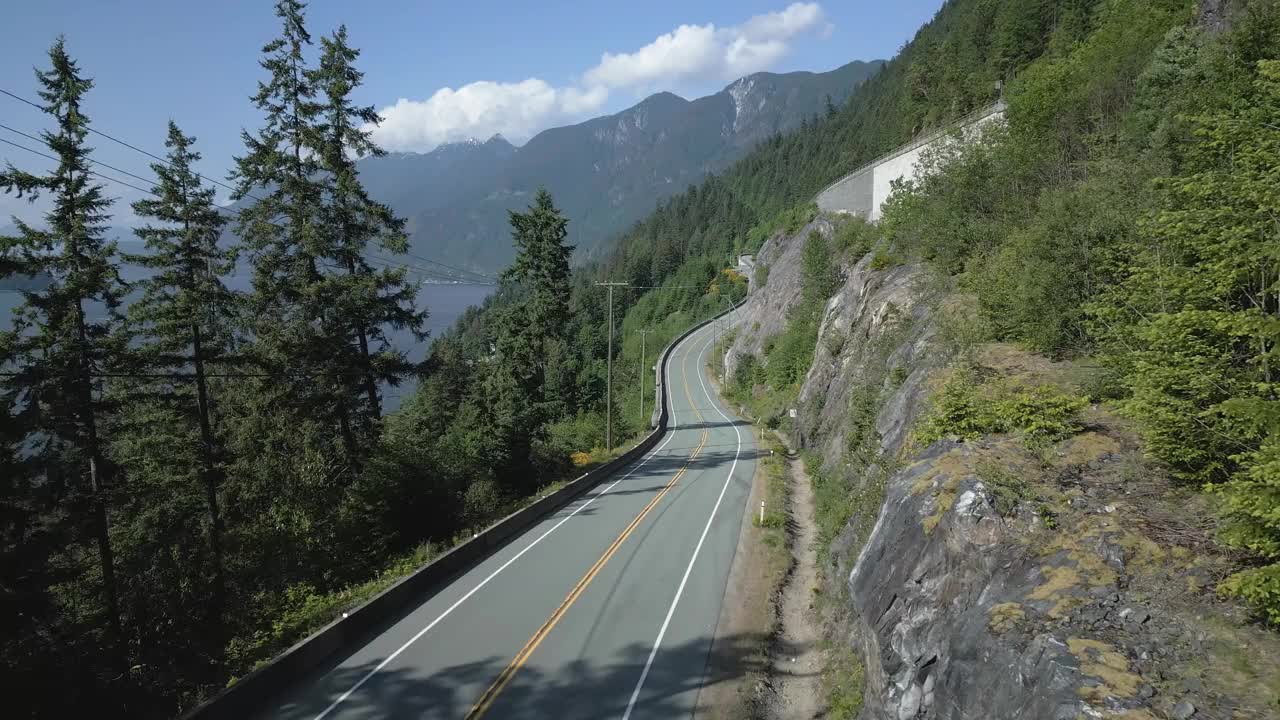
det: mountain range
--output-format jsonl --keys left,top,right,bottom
{"left": 359, "top": 60, "right": 884, "bottom": 273}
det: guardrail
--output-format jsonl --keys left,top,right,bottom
{"left": 183, "top": 304, "right": 739, "bottom": 720}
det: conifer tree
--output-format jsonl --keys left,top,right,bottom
{"left": 111, "top": 122, "right": 236, "bottom": 646}
{"left": 504, "top": 189, "right": 573, "bottom": 345}
{"left": 484, "top": 190, "right": 574, "bottom": 487}
{"left": 311, "top": 26, "right": 425, "bottom": 432}
{"left": 0, "top": 37, "right": 126, "bottom": 666}
{"left": 230, "top": 0, "right": 357, "bottom": 453}
{"left": 1121, "top": 60, "right": 1280, "bottom": 622}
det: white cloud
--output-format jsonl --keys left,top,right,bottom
{"left": 368, "top": 3, "right": 829, "bottom": 153}
{"left": 585, "top": 3, "right": 827, "bottom": 88}
{"left": 371, "top": 79, "right": 605, "bottom": 153}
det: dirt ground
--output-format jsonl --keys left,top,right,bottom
{"left": 762, "top": 450, "right": 826, "bottom": 720}
{"left": 692, "top": 424, "right": 780, "bottom": 719}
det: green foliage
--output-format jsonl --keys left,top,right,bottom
{"left": 801, "top": 230, "right": 840, "bottom": 302}
{"left": 868, "top": 248, "right": 900, "bottom": 271}
{"left": 916, "top": 369, "right": 1088, "bottom": 448}
{"left": 225, "top": 542, "right": 440, "bottom": 674}
{"left": 312, "top": 25, "right": 426, "bottom": 424}
{"left": 977, "top": 460, "right": 1032, "bottom": 517}
{"left": 833, "top": 216, "right": 877, "bottom": 259}
{"left": 823, "top": 638, "right": 866, "bottom": 719}
{"left": 0, "top": 37, "right": 130, "bottom": 707}
{"left": 890, "top": 365, "right": 911, "bottom": 387}
{"left": 110, "top": 121, "right": 239, "bottom": 685}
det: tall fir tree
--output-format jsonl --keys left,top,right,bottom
{"left": 0, "top": 37, "right": 127, "bottom": 671}
{"left": 110, "top": 122, "right": 237, "bottom": 667}
{"left": 485, "top": 190, "right": 574, "bottom": 488}
{"left": 229, "top": 0, "right": 346, "bottom": 440}
{"left": 311, "top": 26, "right": 426, "bottom": 435}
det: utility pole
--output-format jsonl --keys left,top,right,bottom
{"left": 638, "top": 329, "right": 652, "bottom": 427}
{"left": 596, "top": 281, "right": 629, "bottom": 452}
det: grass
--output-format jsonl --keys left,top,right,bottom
{"left": 754, "top": 437, "right": 789, "bottom": 533}
{"left": 822, "top": 635, "right": 866, "bottom": 720}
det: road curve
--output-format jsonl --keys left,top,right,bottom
{"left": 263, "top": 312, "right": 757, "bottom": 720}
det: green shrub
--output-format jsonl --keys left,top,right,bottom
{"left": 916, "top": 370, "right": 1088, "bottom": 448}
{"left": 993, "top": 385, "right": 1088, "bottom": 445}
{"left": 889, "top": 366, "right": 910, "bottom": 387}
{"left": 1215, "top": 438, "right": 1280, "bottom": 625}
{"left": 977, "top": 460, "right": 1031, "bottom": 516}
{"left": 833, "top": 216, "right": 877, "bottom": 259}
{"left": 754, "top": 263, "right": 769, "bottom": 288}
{"left": 869, "top": 248, "right": 900, "bottom": 271}
{"left": 226, "top": 543, "right": 440, "bottom": 676}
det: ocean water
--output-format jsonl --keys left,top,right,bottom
{"left": 0, "top": 271, "right": 492, "bottom": 413}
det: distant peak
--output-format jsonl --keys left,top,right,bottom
{"left": 486, "top": 133, "right": 511, "bottom": 145}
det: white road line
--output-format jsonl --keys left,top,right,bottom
{"left": 310, "top": 342, "right": 686, "bottom": 720}
{"left": 622, "top": 317, "right": 743, "bottom": 719}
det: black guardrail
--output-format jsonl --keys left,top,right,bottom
{"left": 182, "top": 305, "right": 737, "bottom": 720}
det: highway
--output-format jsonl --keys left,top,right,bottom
{"left": 265, "top": 313, "right": 758, "bottom": 720}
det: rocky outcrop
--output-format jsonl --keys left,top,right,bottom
{"left": 730, "top": 220, "right": 937, "bottom": 473}
{"left": 726, "top": 217, "right": 1280, "bottom": 720}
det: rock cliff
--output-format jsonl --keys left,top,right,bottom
{"left": 725, "top": 218, "right": 1280, "bottom": 720}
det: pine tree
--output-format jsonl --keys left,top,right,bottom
{"left": 484, "top": 190, "right": 574, "bottom": 487}
{"left": 111, "top": 122, "right": 236, "bottom": 654}
{"left": 0, "top": 37, "right": 127, "bottom": 669}
{"left": 311, "top": 26, "right": 426, "bottom": 434}
{"left": 504, "top": 189, "right": 573, "bottom": 348}
{"left": 503, "top": 189, "right": 573, "bottom": 417}
{"left": 230, "top": 0, "right": 357, "bottom": 453}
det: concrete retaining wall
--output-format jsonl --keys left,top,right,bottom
{"left": 816, "top": 102, "right": 1006, "bottom": 221}
{"left": 183, "top": 308, "right": 735, "bottom": 720}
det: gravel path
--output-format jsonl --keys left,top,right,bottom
{"left": 766, "top": 451, "right": 825, "bottom": 719}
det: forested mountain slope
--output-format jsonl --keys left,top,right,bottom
{"left": 423, "top": 0, "right": 1280, "bottom": 715}
{"left": 358, "top": 61, "right": 883, "bottom": 272}
{"left": 7, "top": 0, "right": 1279, "bottom": 716}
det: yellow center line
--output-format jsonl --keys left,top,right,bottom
{"left": 464, "top": 425, "right": 709, "bottom": 719}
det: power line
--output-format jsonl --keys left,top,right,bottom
{"left": 3, "top": 88, "right": 505, "bottom": 285}
{"left": 366, "top": 253, "right": 493, "bottom": 285}
{"left": 0, "top": 130, "right": 481, "bottom": 287}
{"left": 397, "top": 250, "right": 497, "bottom": 283}
{"left": 1, "top": 121, "right": 162, "bottom": 190}
{"left": 1, "top": 87, "right": 250, "bottom": 202}
{"left": 0, "top": 136, "right": 157, "bottom": 197}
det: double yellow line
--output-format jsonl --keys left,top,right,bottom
{"left": 465, "top": 428, "right": 707, "bottom": 718}
{"left": 465, "top": 345, "right": 711, "bottom": 719}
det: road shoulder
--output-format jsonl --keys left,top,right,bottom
{"left": 692, "top": 398, "right": 790, "bottom": 718}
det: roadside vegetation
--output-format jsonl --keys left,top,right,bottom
{"left": 718, "top": 0, "right": 1280, "bottom": 714}
{"left": 6, "top": 0, "right": 1280, "bottom": 715}
{"left": 877, "top": 0, "right": 1280, "bottom": 624}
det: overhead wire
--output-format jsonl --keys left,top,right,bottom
{"left": 1, "top": 98, "right": 496, "bottom": 285}
{"left": 0, "top": 135, "right": 483, "bottom": 285}
{"left": 1, "top": 87, "right": 252, "bottom": 202}
{"left": 0, "top": 135, "right": 157, "bottom": 197}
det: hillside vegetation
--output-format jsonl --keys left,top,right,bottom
{"left": 4, "top": 0, "right": 1279, "bottom": 716}
{"left": 878, "top": 0, "right": 1280, "bottom": 623}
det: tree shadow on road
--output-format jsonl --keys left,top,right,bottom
{"left": 269, "top": 630, "right": 786, "bottom": 720}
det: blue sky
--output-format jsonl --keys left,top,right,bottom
{"left": 1, "top": 1, "right": 944, "bottom": 225}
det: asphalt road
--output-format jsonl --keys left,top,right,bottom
{"left": 265, "top": 313, "right": 757, "bottom": 720}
